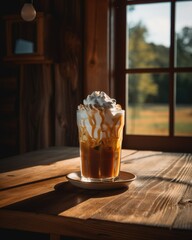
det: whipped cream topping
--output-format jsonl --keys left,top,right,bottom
{"left": 77, "top": 91, "right": 124, "bottom": 144}
{"left": 78, "top": 91, "right": 122, "bottom": 110}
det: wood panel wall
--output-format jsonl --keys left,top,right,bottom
{"left": 0, "top": 0, "right": 111, "bottom": 157}
{"left": 84, "top": 0, "right": 110, "bottom": 96}
{"left": 0, "top": 75, "right": 19, "bottom": 158}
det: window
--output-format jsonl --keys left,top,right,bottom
{"left": 114, "top": 0, "right": 192, "bottom": 152}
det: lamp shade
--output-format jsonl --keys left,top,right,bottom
{"left": 21, "top": 3, "right": 36, "bottom": 21}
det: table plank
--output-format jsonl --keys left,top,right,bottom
{"left": 173, "top": 173, "right": 192, "bottom": 230}
{"left": 0, "top": 209, "right": 191, "bottom": 240}
{"left": 0, "top": 148, "right": 135, "bottom": 190}
{"left": 60, "top": 151, "right": 192, "bottom": 230}
{"left": 0, "top": 147, "right": 192, "bottom": 240}
{"left": 91, "top": 152, "right": 192, "bottom": 229}
{"left": 0, "top": 147, "right": 80, "bottom": 189}
{"left": 0, "top": 146, "right": 79, "bottom": 173}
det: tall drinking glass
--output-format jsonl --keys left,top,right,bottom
{"left": 77, "top": 108, "right": 125, "bottom": 182}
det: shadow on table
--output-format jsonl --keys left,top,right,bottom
{"left": 2, "top": 181, "right": 127, "bottom": 216}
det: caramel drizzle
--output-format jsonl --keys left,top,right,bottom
{"left": 79, "top": 109, "right": 124, "bottom": 149}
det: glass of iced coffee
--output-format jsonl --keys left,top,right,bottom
{"left": 77, "top": 91, "right": 125, "bottom": 182}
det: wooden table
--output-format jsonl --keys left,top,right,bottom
{"left": 0, "top": 146, "right": 192, "bottom": 240}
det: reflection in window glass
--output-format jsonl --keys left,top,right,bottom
{"left": 126, "top": 73, "right": 169, "bottom": 135}
{"left": 126, "top": 3, "right": 170, "bottom": 68}
{"left": 175, "top": 1, "right": 192, "bottom": 67}
{"left": 175, "top": 73, "right": 192, "bottom": 136}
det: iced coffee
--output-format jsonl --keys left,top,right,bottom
{"left": 77, "top": 91, "right": 125, "bottom": 182}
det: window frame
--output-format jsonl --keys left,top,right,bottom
{"left": 114, "top": 0, "right": 192, "bottom": 152}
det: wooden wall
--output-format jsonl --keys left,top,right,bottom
{"left": 0, "top": 0, "right": 111, "bottom": 158}
{"left": 84, "top": 0, "right": 111, "bottom": 95}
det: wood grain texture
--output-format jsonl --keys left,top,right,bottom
{"left": 0, "top": 76, "right": 19, "bottom": 158}
{"left": 84, "top": 0, "right": 110, "bottom": 95}
{"left": 19, "top": 64, "right": 54, "bottom": 154}
{"left": 0, "top": 147, "right": 192, "bottom": 240}
{"left": 0, "top": 146, "right": 79, "bottom": 189}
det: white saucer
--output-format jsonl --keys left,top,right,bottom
{"left": 66, "top": 171, "right": 136, "bottom": 190}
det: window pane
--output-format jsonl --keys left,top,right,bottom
{"left": 126, "top": 73, "right": 169, "bottom": 135}
{"left": 126, "top": 3, "right": 170, "bottom": 68}
{"left": 175, "top": 73, "right": 192, "bottom": 136}
{"left": 175, "top": 1, "right": 192, "bottom": 67}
